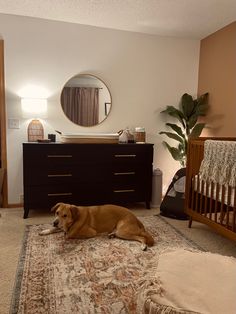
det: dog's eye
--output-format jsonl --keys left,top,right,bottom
{"left": 63, "top": 214, "right": 67, "bottom": 218}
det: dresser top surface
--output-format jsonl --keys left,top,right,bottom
{"left": 23, "top": 142, "right": 154, "bottom": 146}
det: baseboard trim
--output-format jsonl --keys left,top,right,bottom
{"left": 8, "top": 203, "right": 23, "bottom": 208}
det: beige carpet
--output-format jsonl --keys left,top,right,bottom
{"left": 1, "top": 205, "right": 236, "bottom": 313}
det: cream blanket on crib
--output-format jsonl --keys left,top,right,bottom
{"left": 199, "top": 140, "right": 236, "bottom": 187}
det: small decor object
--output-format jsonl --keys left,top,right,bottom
{"left": 37, "top": 139, "right": 51, "bottom": 143}
{"left": 27, "top": 119, "right": 44, "bottom": 142}
{"left": 159, "top": 92, "right": 209, "bottom": 167}
{"left": 118, "top": 129, "right": 128, "bottom": 143}
{"left": 48, "top": 134, "right": 56, "bottom": 142}
{"left": 134, "top": 127, "right": 146, "bottom": 143}
{"left": 127, "top": 129, "right": 135, "bottom": 143}
{"left": 118, "top": 128, "right": 135, "bottom": 143}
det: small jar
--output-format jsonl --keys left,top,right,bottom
{"left": 134, "top": 127, "right": 146, "bottom": 143}
{"left": 127, "top": 129, "right": 135, "bottom": 143}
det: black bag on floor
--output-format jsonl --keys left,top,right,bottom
{"left": 160, "top": 168, "right": 188, "bottom": 220}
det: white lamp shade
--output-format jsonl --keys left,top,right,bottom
{"left": 21, "top": 98, "right": 47, "bottom": 118}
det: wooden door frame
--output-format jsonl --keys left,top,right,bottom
{"left": 0, "top": 39, "right": 8, "bottom": 207}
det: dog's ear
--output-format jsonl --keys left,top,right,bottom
{"left": 51, "top": 203, "right": 62, "bottom": 212}
{"left": 70, "top": 206, "right": 79, "bottom": 221}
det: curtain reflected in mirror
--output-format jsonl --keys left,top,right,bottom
{"left": 60, "top": 74, "right": 112, "bottom": 127}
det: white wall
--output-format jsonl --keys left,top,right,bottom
{"left": 0, "top": 14, "right": 200, "bottom": 204}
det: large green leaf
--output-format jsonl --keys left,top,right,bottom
{"left": 162, "top": 141, "right": 183, "bottom": 162}
{"left": 181, "top": 93, "right": 194, "bottom": 119}
{"left": 187, "top": 114, "right": 198, "bottom": 129}
{"left": 160, "top": 106, "right": 185, "bottom": 127}
{"left": 194, "top": 93, "right": 209, "bottom": 116}
{"left": 189, "top": 123, "right": 205, "bottom": 138}
{"left": 197, "top": 92, "right": 209, "bottom": 105}
{"left": 165, "top": 123, "right": 185, "bottom": 139}
{"left": 159, "top": 131, "right": 183, "bottom": 143}
{"left": 195, "top": 103, "right": 209, "bottom": 116}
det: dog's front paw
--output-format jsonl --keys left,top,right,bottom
{"left": 141, "top": 244, "right": 147, "bottom": 251}
{"left": 39, "top": 229, "right": 51, "bottom": 236}
{"left": 108, "top": 232, "right": 116, "bottom": 239}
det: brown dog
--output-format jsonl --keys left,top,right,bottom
{"left": 40, "top": 202, "right": 154, "bottom": 250}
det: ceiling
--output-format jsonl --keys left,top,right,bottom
{"left": 0, "top": 0, "right": 236, "bottom": 39}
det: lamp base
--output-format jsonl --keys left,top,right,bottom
{"left": 28, "top": 119, "right": 44, "bottom": 142}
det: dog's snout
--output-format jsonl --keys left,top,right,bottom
{"left": 53, "top": 218, "right": 59, "bottom": 227}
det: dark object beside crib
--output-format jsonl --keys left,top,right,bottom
{"left": 160, "top": 168, "right": 188, "bottom": 220}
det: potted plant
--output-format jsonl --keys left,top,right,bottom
{"left": 159, "top": 92, "right": 209, "bottom": 167}
{"left": 159, "top": 92, "right": 209, "bottom": 220}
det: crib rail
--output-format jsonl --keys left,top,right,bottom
{"left": 185, "top": 137, "right": 236, "bottom": 241}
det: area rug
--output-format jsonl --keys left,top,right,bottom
{"left": 10, "top": 215, "right": 202, "bottom": 314}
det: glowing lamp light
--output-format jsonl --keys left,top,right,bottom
{"left": 21, "top": 98, "right": 47, "bottom": 118}
{"left": 21, "top": 98, "right": 47, "bottom": 114}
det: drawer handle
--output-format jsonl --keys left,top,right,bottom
{"left": 113, "top": 189, "right": 135, "bottom": 193}
{"left": 48, "top": 193, "right": 72, "bottom": 196}
{"left": 48, "top": 174, "right": 72, "bottom": 177}
{"left": 114, "top": 172, "right": 135, "bottom": 175}
{"left": 47, "top": 155, "right": 72, "bottom": 158}
{"left": 114, "top": 154, "right": 136, "bottom": 158}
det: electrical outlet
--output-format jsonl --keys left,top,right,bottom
{"left": 8, "top": 118, "right": 20, "bottom": 129}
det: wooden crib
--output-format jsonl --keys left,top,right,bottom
{"left": 185, "top": 137, "right": 236, "bottom": 242}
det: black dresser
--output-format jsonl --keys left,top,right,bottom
{"left": 22, "top": 142, "right": 153, "bottom": 218}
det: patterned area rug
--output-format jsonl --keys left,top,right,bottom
{"left": 10, "top": 215, "right": 202, "bottom": 314}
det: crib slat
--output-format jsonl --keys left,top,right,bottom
{"left": 233, "top": 188, "right": 236, "bottom": 232}
{"left": 219, "top": 185, "right": 226, "bottom": 225}
{"left": 204, "top": 181, "right": 209, "bottom": 217}
{"left": 196, "top": 175, "right": 200, "bottom": 213}
{"left": 225, "top": 186, "right": 231, "bottom": 229}
{"left": 199, "top": 179, "right": 204, "bottom": 214}
{"left": 214, "top": 183, "right": 220, "bottom": 222}
{"left": 191, "top": 176, "right": 195, "bottom": 211}
{"left": 209, "top": 181, "right": 213, "bottom": 220}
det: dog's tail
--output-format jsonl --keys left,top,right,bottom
{"left": 140, "top": 230, "right": 154, "bottom": 247}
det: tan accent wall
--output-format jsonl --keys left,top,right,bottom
{"left": 198, "top": 22, "right": 236, "bottom": 136}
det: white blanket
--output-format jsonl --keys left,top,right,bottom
{"left": 199, "top": 140, "right": 236, "bottom": 187}
{"left": 137, "top": 249, "right": 236, "bottom": 314}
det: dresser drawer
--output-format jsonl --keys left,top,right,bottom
{"left": 24, "top": 163, "right": 111, "bottom": 185}
{"left": 111, "top": 188, "right": 145, "bottom": 203}
{"left": 24, "top": 183, "right": 112, "bottom": 209}
{"left": 24, "top": 185, "right": 74, "bottom": 209}
{"left": 23, "top": 143, "right": 112, "bottom": 166}
{"left": 111, "top": 144, "right": 153, "bottom": 164}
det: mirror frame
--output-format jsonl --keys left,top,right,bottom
{"left": 60, "top": 73, "right": 112, "bottom": 127}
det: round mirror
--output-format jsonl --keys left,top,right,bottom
{"left": 60, "top": 74, "right": 112, "bottom": 127}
